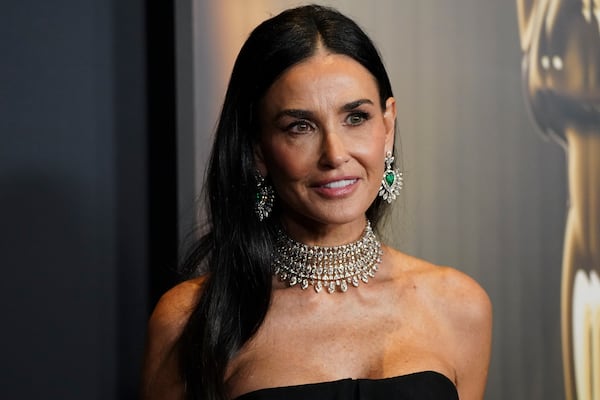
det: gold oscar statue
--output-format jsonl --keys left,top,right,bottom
{"left": 517, "top": 1, "right": 600, "bottom": 399}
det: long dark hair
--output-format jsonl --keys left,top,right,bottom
{"left": 178, "top": 5, "right": 395, "bottom": 399}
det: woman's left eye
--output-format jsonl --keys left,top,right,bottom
{"left": 346, "top": 112, "right": 370, "bottom": 126}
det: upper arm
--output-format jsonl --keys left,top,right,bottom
{"left": 140, "top": 278, "right": 205, "bottom": 400}
{"left": 439, "top": 268, "right": 493, "bottom": 400}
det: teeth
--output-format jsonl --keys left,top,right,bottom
{"left": 322, "top": 179, "right": 356, "bottom": 189}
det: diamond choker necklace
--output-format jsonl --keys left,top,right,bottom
{"left": 272, "top": 221, "right": 383, "bottom": 293}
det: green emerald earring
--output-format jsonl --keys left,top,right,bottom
{"left": 378, "top": 151, "right": 403, "bottom": 203}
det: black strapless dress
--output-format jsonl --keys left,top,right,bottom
{"left": 234, "top": 371, "right": 458, "bottom": 400}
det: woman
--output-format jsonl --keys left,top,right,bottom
{"left": 141, "top": 5, "right": 492, "bottom": 400}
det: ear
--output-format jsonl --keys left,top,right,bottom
{"left": 253, "top": 141, "right": 268, "bottom": 176}
{"left": 383, "top": 97, "right": 396, "bottom": 150}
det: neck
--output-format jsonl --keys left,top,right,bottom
{"left": 278, "top": 215, "right": 369, "bottom": 247}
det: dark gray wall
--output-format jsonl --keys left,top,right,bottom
{"left": 1, "top": 0, "right": 149, "bottom": 398}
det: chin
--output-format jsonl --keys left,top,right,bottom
{"left": 281, "top": 192, "right": 378, "bottom": 227}
{"left": 303, "top": 207, "right": 371, "bottom": 227}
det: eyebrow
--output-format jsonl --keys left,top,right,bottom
{"left": 275, "top": 109, "right": 314, "bottom": 120}
{"left": 274, "top": 99, "right": 375, "bottom": 121}
{"left": 341, "top": 98, "right": 374, "bottom": 111}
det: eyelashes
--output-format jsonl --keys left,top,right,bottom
{"left": 284, "top": 119, "right": 316, "bottom": 134}
{"left": 345, "top": 111, "right": 371, "bottom": 126}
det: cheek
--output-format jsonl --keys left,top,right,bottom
{"left": 263, "top": 140, "right": 313, "bottom": 181}
{"left": 355, "top": 125, "right": 387, "bottom": 171}
{"left": 366, "top": 150, "right": 386, "bottom": 180}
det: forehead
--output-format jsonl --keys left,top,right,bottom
{"left": 261, "top": 52, "right": 380, "bottom": 111}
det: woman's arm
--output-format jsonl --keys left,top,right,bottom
{"left": 140, "top": 278, "right": 205, "bottom": 400}
{"left": 438, "top": 268, "right": 493, "bottom": 400}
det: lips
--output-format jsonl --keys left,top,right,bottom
{"left": 321, "top": 178, "right": 357, "bottom": 189}
{"left": 312, "top": 177, "right": 359, "bottom": 198}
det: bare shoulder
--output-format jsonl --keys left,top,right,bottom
{"left": 148, "top": 276, "right": 206, "bottom": 337}
{"left": 140, "top": 276, "right": 207, "bottom": 400}
{"left": 429, "top": 265, "right": 492, "bottom": 400}
{"left": 426, "top": 262, "right": 491, "bottom": 326}
{"left": 385, "top": 247, "right": 491, "bottom": 400}
{"left": 385, "top": 247, "right": 491, "bottom": 324}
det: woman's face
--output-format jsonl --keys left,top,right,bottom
{"left": 256, "top": 50, "right": 396, "bottom": 235}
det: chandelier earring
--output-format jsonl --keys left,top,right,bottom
{"left": 254, "top": 171, "right": 275, "bottom": 221}
{"left": 378, "top": 151, "right": 403, "bottom": 203}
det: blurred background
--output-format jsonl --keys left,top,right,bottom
{"left": 1, "top": 1, "right": 569, "bottom": 399}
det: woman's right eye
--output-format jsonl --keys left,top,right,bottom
{"left": 286, "top": 120, "right": 314, "bottom": 134}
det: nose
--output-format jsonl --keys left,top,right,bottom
{"left": 319, "top": 129, "right": 350, "bottom": 168}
